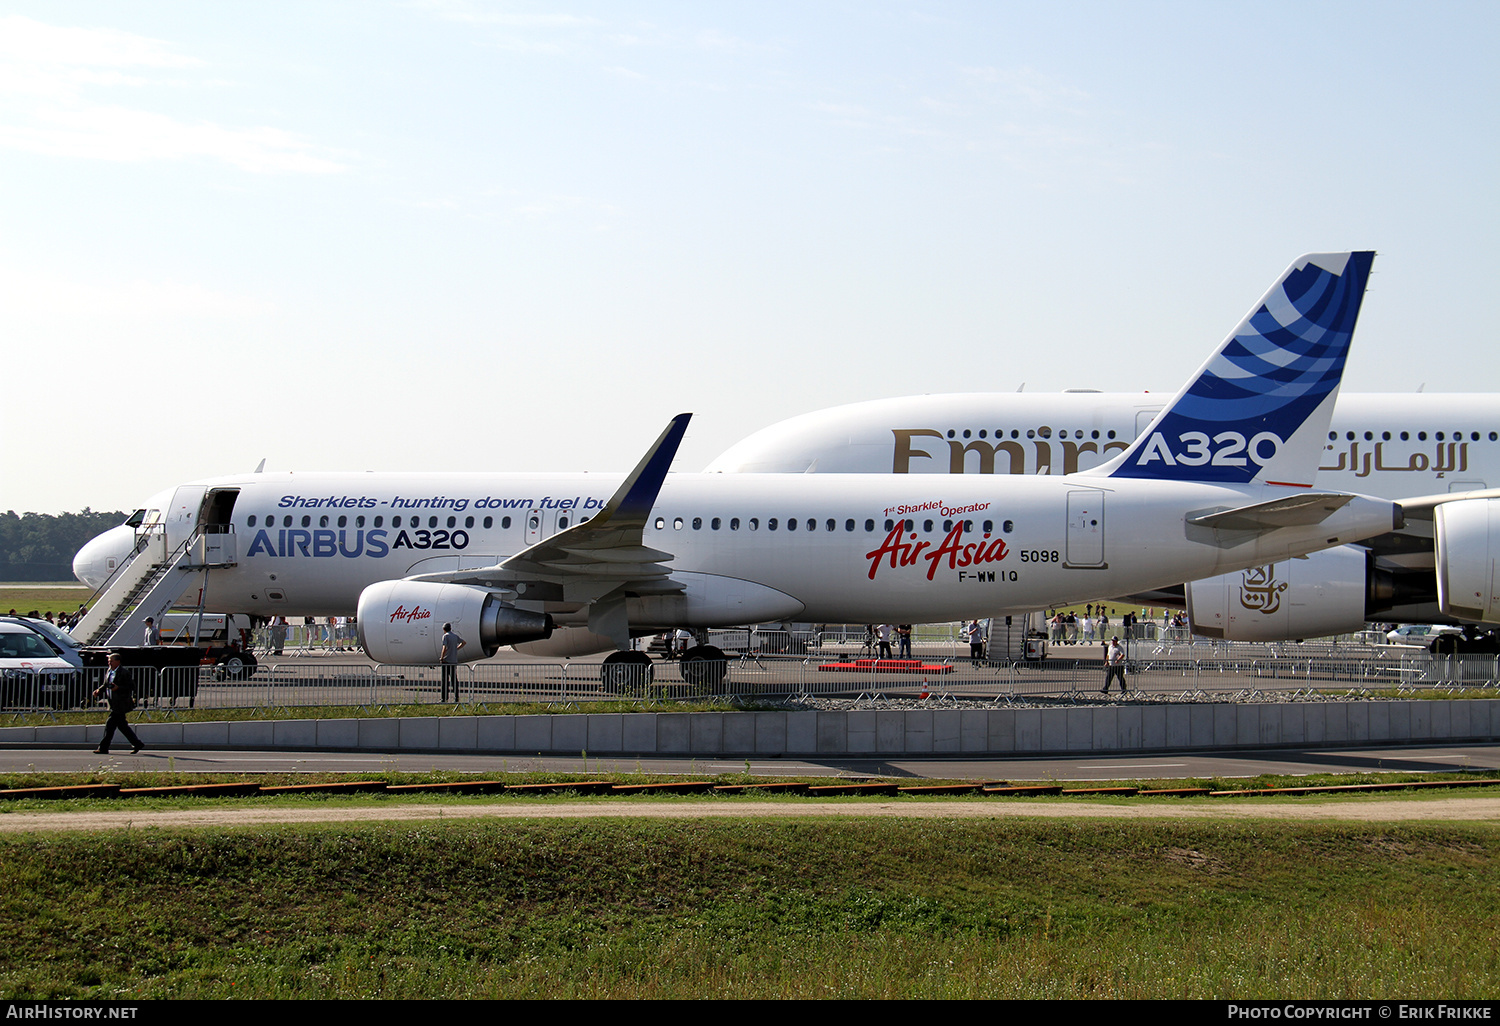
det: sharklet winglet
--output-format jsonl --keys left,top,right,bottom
{"left": 591, "top": 413, "right": 692, "bottom": 529}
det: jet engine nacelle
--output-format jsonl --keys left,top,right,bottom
{"left": 1184, "top": 546, "right": 1370, "bottom": 641}
{"left": 356, "top": 581, "right": 553, "bottom": 664}
{"left": 514, "top": 627, "right": 619, "bottom": 659}
{"left": 1435, "top": 498, "right": 1500, "bottom": 624}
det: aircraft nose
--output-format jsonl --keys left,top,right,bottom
{"left": 72, "top": 525, "right": 135, "bottom": 589}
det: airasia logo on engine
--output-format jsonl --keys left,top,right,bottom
{"left": 389, "top": 605, "right": 432, "bottom": 625}
{"left": 864, "top": 522, "right": 1009, "bottom": 581}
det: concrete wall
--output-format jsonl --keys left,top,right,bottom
{"left": 4, "top": 699, "right": 1497, "bottom": 756}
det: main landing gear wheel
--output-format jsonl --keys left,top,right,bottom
{"left": 679, "top": 645, "right": 728, "bottom": 692}
{"left": 601, "top": 651, "right": 654, "bottom": 696}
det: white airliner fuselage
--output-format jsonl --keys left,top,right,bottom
{"left": 707, "top": 393, "right": 1500, "bottom": 499}
{"left": 73, "top": 471, "right": 1397, "bottom": 626}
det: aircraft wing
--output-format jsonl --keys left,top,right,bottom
{"left": 1187, "top": 493, "right": 1355, "bottom": 532}
{"left": 1397, "top": 487, "right": 1500, "bottom": 520}
{"left": 404, "top": 413, "right": 691, "bottom": 604}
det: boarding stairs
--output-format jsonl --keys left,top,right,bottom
{"left": 73, "top": 527, "right": 238, "bottom": 648}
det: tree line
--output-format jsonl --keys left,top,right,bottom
{"left": 0, "top": 510, "right": 128, "bottom": 581}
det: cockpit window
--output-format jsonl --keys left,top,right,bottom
{"left": 125, "top": 509, "right": 146, "bottom": 528}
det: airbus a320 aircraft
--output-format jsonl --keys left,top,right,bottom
{"left": 709, "top": 389, "right": 1500, "bottom": 645}
{"left": 73, "top": 252, "right": 1422, "bottom": 681}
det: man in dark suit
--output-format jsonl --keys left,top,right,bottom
{"left": 93, "top": 652, "right": 144, "bottom": 755}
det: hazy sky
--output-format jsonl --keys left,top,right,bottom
{"left": 2, "top": 1, "right": 1495, "bottom": 514}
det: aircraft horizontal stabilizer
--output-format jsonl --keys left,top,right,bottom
{"left": 1187, "top": 493, "right": 1354, "bottom": 532}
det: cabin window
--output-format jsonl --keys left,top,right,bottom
{"left": 673, "top": 517, "right": 683, "bottom": 530}
{"left": 1003, "top": 520, "right": 1014, "bottom": 533}
{"left": 447, "top": 516, "right": 456, "bottom": 528}
{"left": 693, "top": 517, "right": 702, "bottom": 530}
{"left": 787, "top": 518, "right": 796, "bottom": 531}
{"left": 654, "top": 517, "right": 664, "bottom": 530}
{"left": 845, "top": 519, "right": 855, "bottom": 532}
{"left": 429, "top": 516, "right": 438, "bottom": 528}
{"left": 885, "top": 519, "right": 894, "bottom": 531}
{"left": 465, "top": 516, "right": 474, "bottom": 528}
{"left": 711, "top": 517, "right": 721, "bottom": 530}
{"left": 501, "top": 516, "right": 511, "bottom": 529}
{"left": 923, "top": 519, "right": 933, "bottom": 533}
{"left": 749, "top": 518, "right": 759, "bottom": 530}
{"left": 247, "top": 515, "right": 257, "bottom": 527}
{"left": 374, "top": 516, "right": 384, "bottom": 528}
{"left": 808, "top": 518, "right": 817, "bottom": 531}
{"left": 769, "top": 518, "right": 778, "bottom": 531}
{"left": 865, "top": 519, "right": 875, "bottom": 532}
{"left": 558, "top": 517, "right": 569, "bottom": 529}
{"left": 337, "top": 515, "right": 347, "bottom": 528}
{"left": 301, "top": 516, "right": 311, "bottom": 528}
{"left": 730, "top": 518, "right": 740, "bottom": 530}
{"left": 943, "top": 519, "right": 953, "bottom": 532}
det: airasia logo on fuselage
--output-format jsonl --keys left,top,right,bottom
{"left": 864, "top": 522, "right": 1008, "bottom": 581}
{"left": 389, "top": 605, "right": 431, "bottom": 624}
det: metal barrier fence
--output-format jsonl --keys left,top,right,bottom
{"left": 5, "top": 645, "right": 1499, "bottom": 715}
{"left": 252, "top": 624, "right": 360, "bottom": 655}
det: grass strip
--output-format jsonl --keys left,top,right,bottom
{"left": 1, "top": 817, "right": 1496, "bottom": 999}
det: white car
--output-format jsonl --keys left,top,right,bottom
{"left": 0, "top": 621, "right": 85, "bottom": 708}
{"left": 1385, "top": 624, "right": 1465, "bottom": 646}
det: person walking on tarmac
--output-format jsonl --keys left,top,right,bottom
{"left": 93, "top": 652, "right": 144, "bottom": 755}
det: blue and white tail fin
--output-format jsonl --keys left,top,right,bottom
{"left": 1098, "top": 251, "right": 1375, "bottom": 487}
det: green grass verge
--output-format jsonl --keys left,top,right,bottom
{"left": 0, "top": 584, "right": 90, "bottom": 616}
{"left": 1, "top": 816, "right": 1496, "bottom": 999}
